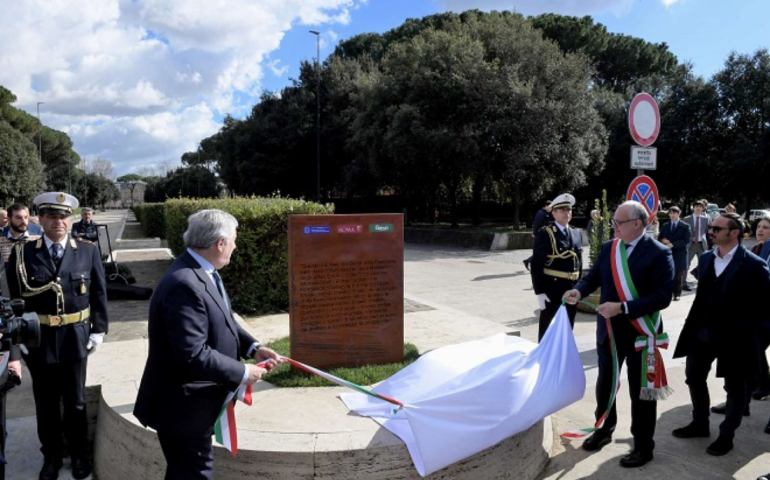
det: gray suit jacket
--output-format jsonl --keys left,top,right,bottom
{"left": 683, "top": 213, "right": 710, "bottom": 251}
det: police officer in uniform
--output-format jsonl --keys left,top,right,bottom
{"left": 530, "top": 193, "right": 583, "bottom": 341}
{"left": 71, "top": 207, "right": 99, "bottom": 244}
{"left": 5, "top": 192, "right": 108, "bottom": 480}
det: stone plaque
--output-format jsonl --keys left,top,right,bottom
{"left": 289, "top": 214, "right": 404, "bottom": 370}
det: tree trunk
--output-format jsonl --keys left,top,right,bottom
{"left": 471, "top": 175, "right": 483, "bottom": 226}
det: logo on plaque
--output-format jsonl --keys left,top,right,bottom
{"left": 369, "top": 224, "right": 394, "bottom": 233}
{"left": 337, "top": 225, "right": 363, "bottom": 234}
{"left": 303, "top": 226, "right": 330, "bottom": 235}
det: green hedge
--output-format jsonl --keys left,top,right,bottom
{"left": 135, "top": 203, "right": 165, "bottom": 238}
{"left": 164, "top": 197, "right": 334, "bottom": 314}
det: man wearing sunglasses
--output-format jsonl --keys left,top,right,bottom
{"left": 672, "top": 213, "right": 770, "bottom": 457}
{"left": 564, "top": 200, "right": 674, "bottom": 468}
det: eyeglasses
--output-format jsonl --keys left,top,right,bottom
{"left": 707, "top": 226, "right": 735, "bottom": 233}
{"left": 611, "top": 218, "right": 637, "bottom": 227}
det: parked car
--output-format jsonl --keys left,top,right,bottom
{"left": 705, "top": 203, "right": 720, "bottom": 219}
{"left": 743, "top": 209, "right": 770, "bottom": 222}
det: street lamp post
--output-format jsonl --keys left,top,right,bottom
{"left": 309, "top": 30, "right": 321, "bottom": 201}
{"left": 36, "top": 102, "right": 44, "bottom": 166}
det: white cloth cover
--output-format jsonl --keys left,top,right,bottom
{"left": 341, "top": 306, "right": 585, "bottom": 476}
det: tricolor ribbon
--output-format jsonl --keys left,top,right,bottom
{"left": 559, "top": 299, "right": 620, "bottom": 443}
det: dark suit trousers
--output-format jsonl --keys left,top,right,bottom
{"left": 157, "top": 431, "right": 214, "bottom": 480}
{"left": 674, "top": 270, "right": 687, "bottom": 297}
{"left": 24, "top": 355, "right": 88, "bottom": 459}
{"left": 595, "top": 322, "right": 657, "bottom": 452}
{"left": 685, "top": 340, "right": 747, "bottom": 438}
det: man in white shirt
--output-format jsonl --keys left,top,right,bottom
{"left": 672, "top": 213, "right": 770, "bottom": 457}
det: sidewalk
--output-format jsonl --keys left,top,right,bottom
{"left": 6, "top": 222, "right": 770, "bottom": 479}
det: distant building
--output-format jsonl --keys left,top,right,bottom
{"left": 105, "top": 180, "right": 147, "bottom": 208}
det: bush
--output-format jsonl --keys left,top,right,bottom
{"left": 164, "top": 197, "right": 334, "bottom": 314}
{"left": 138, "top": 203, "right": 165, "bottom": 238}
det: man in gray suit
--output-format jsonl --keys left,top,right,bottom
{"left": 683, "top": 200, "right": 711, "bottom": 290}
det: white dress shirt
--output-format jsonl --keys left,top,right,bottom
{"left": 713, "top": 244, "right": 738, "bottom": 277}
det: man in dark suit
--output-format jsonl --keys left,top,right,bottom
{"left": 134, "top": 209, "right": 281, "bottom": 480}
{"left": 531, "top": 193, "right": 582, "bottom": 341}
{"left": 658, "top": 206, "right": 692, "bottom": 300}
{"left": 71, "top": 207, "right": 99, "bottom": 244}
{"left": 6, "top": 192, "right": 108, "bottom": 480}
{"left": 672, "top": 213, "right": 770, "bottom": 456}
{"left": 564, "top": 200, "right": 675, "bottom": 468}
{"left": 524, "top": 200, "right": 553, "bottom": 271}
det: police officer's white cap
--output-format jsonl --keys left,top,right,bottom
{"left": 33, "top": 192, "right": 79, "bottom": 216}
{"left": 550, "top": 193, "right": 576, "bottom": 210}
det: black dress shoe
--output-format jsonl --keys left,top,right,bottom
{"left": 753, "top": 387, "right": 770, "bottom": 401}
{"left": 682, "top": 285, "right": 692, "bottom": 291}
{"left": 673, "top": 295, "right": 681, "bottom": 301}
{"left": 523, "top": 259, "right": 531, "bottom": 271}
{"left": 672, "top": 422, "right": 710, "bottom": 438}
{"left": 757, "top": 473, "right": 770, "bottom": 480}
{"left": 711, "top": 402, "right": 750, "bottom": 416}
{"left": 71, "top": 456, "right": 92, "bottom": 480}
{"left": 39, "top": 457, "right": 63, "bottom": 480}
{"left": 706, "top": 435, "right": 733, "bottom": 456}
{"left": 582, "top": 430, "right": 612, "bottom": 451}
{"left": 765, "top": 418, "right": 770, "bottom": 435}
{"left": 619, "top": 450, "right": 653, "bottom": 468}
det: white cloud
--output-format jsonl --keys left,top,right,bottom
{"left": 437, "top": 0, "right": 636, "bottom": 17}
{"left": 0, "top": 0, "right": 362, "bottom": 175}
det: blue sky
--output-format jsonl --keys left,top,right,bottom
{"left": 1, "top": 0, "right": 768, "bottom": 176}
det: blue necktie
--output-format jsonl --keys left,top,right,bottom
{"left": 51, "top": 243, "right": 63, "bottom": 266}
{"left": 212, "top": 271, "right": 230, "bottom": 311}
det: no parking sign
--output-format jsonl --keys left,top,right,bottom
{"left": 626, "top": 175, "right": 659, "bottom": 225}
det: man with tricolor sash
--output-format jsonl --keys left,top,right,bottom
{"left": 134, "top": 210, "right": 282, "bottom": 480}
{"left": 672, "top": 212, "right": 770, "bottom": 457}
{"left": 564, "top": 200, "right": 674, "bottom": 468}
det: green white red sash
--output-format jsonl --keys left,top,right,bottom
{"left": 610, "top": 238, "right": 672, "bottom": 401}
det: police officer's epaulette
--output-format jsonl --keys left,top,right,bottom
{"left": 35, "top": 238, "right": 43, "bottom": 249}
{"left": 27, "top": 234, "right": 41, "bottom": 242}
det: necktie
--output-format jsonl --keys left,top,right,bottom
{"left": 672, "top": 221, "right": 678, "bottom": 230}
{"left": 212, "top": 271, "right": 230, "bottom": 311}
{"left": 51, "top": 243, "right": 63, "bottom": 266}
{"left": 694, "top": 217, "right": 699, "bottom": 241}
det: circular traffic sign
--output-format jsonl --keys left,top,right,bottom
{"left": 628, "top": 93, "right": 660, "bottom": 147}
{"left": 626, "top": 175, "right": 659, "bottom": 225}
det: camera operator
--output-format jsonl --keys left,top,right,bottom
{"left": 5, "top": 192, "right": 108, "bottom": 480}
{"left": 0, "top": 332, "right": 22, "bottom": 480}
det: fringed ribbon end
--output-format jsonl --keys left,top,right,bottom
{"left": 639, "top": 385, "right": 674, "bottom": 401}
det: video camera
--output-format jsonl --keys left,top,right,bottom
{"left": 0, "top": 297, "right": 40, "bottom": 350}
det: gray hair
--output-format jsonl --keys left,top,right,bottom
{"left": 183, "top": 209, "right": 238, "bottom": 249}
{"left": 620, "top": 200, "right": 649, "bottom": 225}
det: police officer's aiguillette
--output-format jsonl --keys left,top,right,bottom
{"left": 6, "top": 192, "right": 108, "bottom": 480}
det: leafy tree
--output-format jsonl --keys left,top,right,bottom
{"left": 711, "top": 49, "right": 770, "bottom": 212}
{"left": 0, "top": 119, "right": 46, "bottom": 204}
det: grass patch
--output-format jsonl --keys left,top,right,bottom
{"left": 254, "top": 337, "right": 420, "bottom": 388}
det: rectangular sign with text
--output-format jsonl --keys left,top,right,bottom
{"left": 630, "top": 146, "right": 657, "bottom": 170}
{"left": 289, "top": 214, "right": 404, "bottom": 369}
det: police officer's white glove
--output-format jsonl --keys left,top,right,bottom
{"left": 87, "top": 333, "right": 105, "bottom": 354}
{"left": 537, "top": 293, "right": 550, "bottom": 311}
